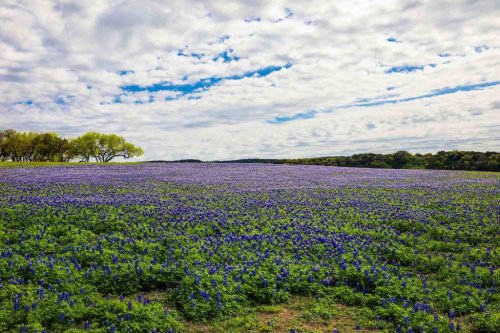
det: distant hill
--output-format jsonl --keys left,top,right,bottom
{"left": 214, "top": 158, "right": 282, "bottom": 164}
{"left": 146, "top": 159, "right": 203, "bottom": 163}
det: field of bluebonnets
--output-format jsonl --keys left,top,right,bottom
{"left": 0, "top": 163, "right": 498, "bottom": 333}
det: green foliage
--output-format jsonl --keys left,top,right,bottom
{"left": 0, "top": 166, "right": 498, "bottom": 332}
{"left": 300, "top": 297, "right": 339, "bottom": 320}
{"left": 470, "top": 311, "right": 500, "bottom": 332}
{"left": 0, "top": 129, "right": 143, "bottom": 163}
{"left": 279, "top": 150, "right": 500, "bottom": 171}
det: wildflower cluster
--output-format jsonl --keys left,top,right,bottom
{"left": 0, "top": 163, "right": 498, "bottom": 332}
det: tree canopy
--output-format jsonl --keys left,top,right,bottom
{"left": 0, "top": 130, "right": 143, "bottom": 162}
{"left": 219, "top": 150, "right": 500, "bottom": 172}
{"left": 278, "top": 150, "right": 500, "bottom": 171}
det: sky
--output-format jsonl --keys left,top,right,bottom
{"left": 0, "top": 0, "right": 499, "bottom": 161}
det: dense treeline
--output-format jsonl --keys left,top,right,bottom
{"left": 0, "top": 129, "right": 143, "bottom": 162}
{"left": 221, "top": 150, "right": 500, "bottom": 171}
{"left": 281, "top": 150, "right": 500, "bottom": 171}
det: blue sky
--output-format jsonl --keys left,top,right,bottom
{"left": 269, "top": 81, "right": 500, "bottom": 124}
{"left": 0, "top": 1, "right": 499, "bottom": 160}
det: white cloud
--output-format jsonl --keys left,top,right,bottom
{"left": 0, "top": 0, "right": 499, "bottom": 160}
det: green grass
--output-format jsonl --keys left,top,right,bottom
{"left": 183, "top": 295, "right": 388, "bottom": 333}
{"left": 0, "top": 161, "right": 144, "bottom": 167}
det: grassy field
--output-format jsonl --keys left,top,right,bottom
{"left": 0, "top": 162, "right": 144, "bottom": 167}
{"left": 0, "top": 163, "right": 498, "bottom": 332}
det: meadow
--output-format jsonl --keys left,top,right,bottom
{"left": 0, "top": 163, "right": 498, "bottom": 333}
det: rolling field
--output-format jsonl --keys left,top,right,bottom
{"left": 0, "top": 163, "right": 498, "bottom": 333}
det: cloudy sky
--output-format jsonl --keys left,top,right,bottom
{"left": 1, "top": 1, "right": 499, "bottom": 160}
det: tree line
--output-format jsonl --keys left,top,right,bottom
{"left": 0, "top": 130, "right": 143, "bottom": 162}
{"left": 220, "top": 150, "right": 499, "bottom": 171}
{"left": 280, "top": 150, "right": 500, "bottom": 171}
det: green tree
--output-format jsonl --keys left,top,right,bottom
{"left": 32, "top": 132, "right": 69, "bottom": 162}
{"left": 68, "top": 132, "right": 100, "bottom": 162}
{"left": 486, "top": 153, "right": 500, "bottom": 171}
{"left": 391, "top": 150, "right": 412, "bottom": 168}
{"left": 70, "top": 132, "right": 143, "bottom": 162}
{"left": 1, "top": 130, "right": 37, "bottom": 162}
{"left": 0, "top": 129, "right": 13, "bottom": 160}
{"left": 95, "top": 133, "right": 144, "bottom": 162}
